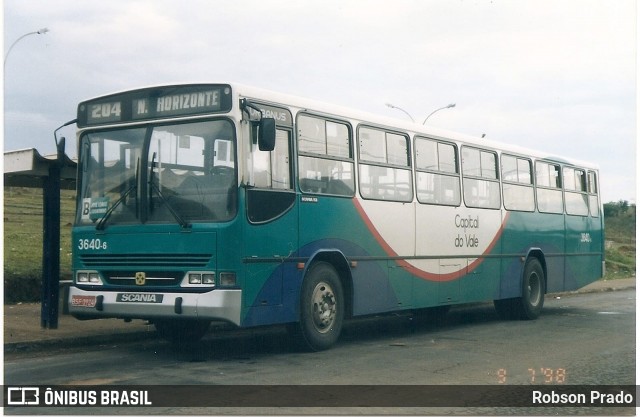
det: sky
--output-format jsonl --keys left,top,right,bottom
{"left": 2, "top": 0, "right": 637, "bottom": 203}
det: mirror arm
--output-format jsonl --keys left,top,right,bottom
{"left": 240, "top": 99, "right": 263, "bottom": 121}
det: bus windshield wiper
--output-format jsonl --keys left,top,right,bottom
{"left": 148, "top": 152, "right": 190, "bottom": 229}
{"left": 148, "top": 180, "right": 190, "bottom": 229}
{"left": 96, "top": 158, "right": 139, "bottom": 231}
{"left": 96, "top": 184, "right": 137, "bottom": 230}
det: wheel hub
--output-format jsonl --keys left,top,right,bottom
{"left": 311, "top": 283, "right": 337, "bottom": 333}
{"left": 527, "top": 272, "right": 541, "bottom": 305}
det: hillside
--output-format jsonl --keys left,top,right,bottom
{"left": 3, "top": 187, "right": 636, "bottom": 302}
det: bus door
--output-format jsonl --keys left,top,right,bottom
{"left": 563, "top": 168, "right": 599, "bottom": 290}
{"left": 243, "top": 127, "right": 297, "bottom": 324}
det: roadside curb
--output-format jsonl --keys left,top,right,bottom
{"left": 581, "top": 285, "right": 636, "bottom": 293}
{"left": 552, "top": 280, "right": 635, "bottom": 297}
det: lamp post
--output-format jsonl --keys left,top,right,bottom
{"left": 4, "top": 28, "right": 49, "bottom": 69}
{"left": 422, "top": 103, "right": 456, "bottom": 124}
{"left": 385, "top": 103, "right": 415, "bottom": 122}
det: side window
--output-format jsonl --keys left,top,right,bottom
{"left": 252, "top": 129, "right": 292, "bottom": 190}
{"left": 502, "top": 154, "right": 534, "bottom": 212}
{"left": 358, "top": 126, "right": 412, "bottom": 202}
{"left": 535, "top": 161, "right": 563, "bottom": 214}
{"left": 297, "top": 114, "right": 354, "bottom": 196}
{"left": 564, "top": 166, "right": 588, "bottom": 216}
{"left": 461, "top": 147, "right": 500, "bottom": 209}
{"left": 415, "top": 137, "right": 460, "bottom": 206}
{"left": 247, "top": 129, "right": 295, "bottom": 224}
{"left": 588, "top": 171, "right": 600, "bottom": 217}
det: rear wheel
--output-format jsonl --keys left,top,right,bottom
{"left": 518, "top": 257, "right": 545, "bottom": 319}
{"left": 494, "top": 257, "right": 545, "bottom": 320}
{"left": 293, "top": 262, "right": 344, "bottom": 351}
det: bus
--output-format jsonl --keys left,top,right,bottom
{"left": 67, "top": 83, "right": 604, "bottom": 351}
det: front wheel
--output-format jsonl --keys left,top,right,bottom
{"left": 293, "top": 262, "right": 344, "bottom": 351}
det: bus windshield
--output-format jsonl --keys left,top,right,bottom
{"left": 76, "top": 119, "right": 237, "bottom": 227}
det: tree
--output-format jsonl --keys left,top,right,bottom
{"left": 604, "top": 202, "right": 620, "bottom": 218}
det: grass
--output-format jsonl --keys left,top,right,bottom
{"left": 3, "top": 186, "right": 636, "bottom": 302}
{"left": 4, "top": 187, "right": 76, "bottom": 302}
{"left": 603, "top": 206, "right": 636, "bottom": 280}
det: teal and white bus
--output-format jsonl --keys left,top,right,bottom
{"left": 68, "top": 83, "right": 604, "bottom": 350}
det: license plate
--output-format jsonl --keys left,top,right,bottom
{"left": 116, "top": 293, "right": 164, "bottom": 303}
{"left": 71, "top": 295, "right": 97, "bottom": 307}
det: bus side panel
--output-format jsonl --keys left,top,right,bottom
{"left": 299, "top": 238, "right": 394, "bottom": 315}
{"left": 299, "top": 196, "right": 401, "bottom": 316}
{"left": 358, "top": 199, "right": 415, "bottom": 310}
{"left": 455, "top": 208, "right": 504, "bottom": 304}
{"left": 241, "top": 261, "right": 301, "bottom": 327}
{"left": 414, "top": 204, "right": 460, "bottom": 306}
{"left": 497, "top": 211, "right": 566, "bottom": 296}
{"left": 563, "top": 213, "right": 604, "bottom": 291}
{"left": 413, "top": 204, "right": 504, "bottom": 306}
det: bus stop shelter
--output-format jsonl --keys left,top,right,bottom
{"left": 4, "top": 147, "right": 77, "bottom": 329}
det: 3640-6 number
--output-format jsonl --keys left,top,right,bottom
{"left": 77, "top": 238, "right": 108, "bottom": 250}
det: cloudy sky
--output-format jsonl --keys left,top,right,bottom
{"left": 3, "top": 0, "right": 636, "bottom": 203}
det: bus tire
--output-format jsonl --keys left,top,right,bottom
{"left": 494, "top": 258, "right": 545, "bottom": 320}
{"left": 294, "top": 262, "right": 344, "bottom": 351}
{"left": 154, "top": 319, "right": 210, "bottom": 346}
{"left": 517, "top": 257, "right": 545, "bottom": 320}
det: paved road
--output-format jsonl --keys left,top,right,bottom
{"left": 4, "top": 290, "right": 636, "bottom": 415}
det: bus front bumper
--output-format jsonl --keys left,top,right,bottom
{"left": 67, "top": 286, "right": 242, "bottom": 326}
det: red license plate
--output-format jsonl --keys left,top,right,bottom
{"left": 71, "top": 295, "right": 97, "bottom": 307}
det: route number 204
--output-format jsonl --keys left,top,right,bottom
{"left": 78, "top": 238, "right": 108, "bottom": 250}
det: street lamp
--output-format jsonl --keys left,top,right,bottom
{"left": 422, "top": 103, "right": 456, "bottom": 124}
{"left": 385, "top": 103, "right": 415, "bottom": 122}
{"left": 4, "top": 28, "right": 50, "bottom": 69}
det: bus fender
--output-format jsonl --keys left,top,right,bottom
{"left": 299, "top": 249, "right": 354, "bottom": 319}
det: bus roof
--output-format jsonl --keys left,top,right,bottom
{"left": 233, "top": 83, "right": 599, "bottom": 170}
{"left": 79, "top": 81, "right": 599, "bottom": 170}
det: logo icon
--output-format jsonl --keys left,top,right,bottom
{"left": 135, "top": 272, "right": 146, "bottom": 286}
{"left": 7, "top": 387, "right": 40, "bottom": 405}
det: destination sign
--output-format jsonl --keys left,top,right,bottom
{"left": 78, "top": 84, "right": 232, "bottom": 127}
{"left": 133, "top": 89, "right": 221, "bottom": 119}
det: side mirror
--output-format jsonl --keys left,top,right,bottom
{"left": 258, "top": 118, "right": 276, "bottom": 151}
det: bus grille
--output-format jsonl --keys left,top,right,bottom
{"left": 79, "top": 253, "right": 212, "bottom": 268}
{"left": 103, "top": 271, "right": 183, "bottom": 287}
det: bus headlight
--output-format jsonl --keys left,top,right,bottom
{"left": 189, "top": 273, "right": 202, "bottom": 284}
{"left": 76, "top": 271, "right": 103, "bottom": 285}
{"left": 182, "top": 271, "right": 216, "bottom": 287}
{"left": 202, "top": 273, "right": 215, "bottom": 285}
